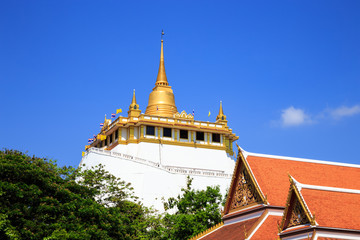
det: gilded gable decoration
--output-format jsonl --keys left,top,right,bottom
{"left": 174, "top": 110, "right": 194, "bottom": 119}
{"left": 280, "top": 175, "right": 316, "bottom": 232}
{"left": 230, "top": 166, "right": 262, "bottom": 210}
{"left": 286, "top": 197, "right": 309, "bottom": 228}
{"left": 224, "top": 145, "right": 267, "bottom": 214}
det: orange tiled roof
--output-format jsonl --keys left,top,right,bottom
{"left": 301, "top": 188, "right": 360, "bottom": 230}
{"left": 200, "top": 217, "right": 259, "bottom": 240}
{"left": 281, "top": 225, "right": 311, "bottom": 234}
{"left": 250, "top": 215, "right": 282, "bottom": 240}
{"left": 246, "top": 154, "right": 360, "bottom": 206}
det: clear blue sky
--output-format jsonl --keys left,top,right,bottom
{"left": 1, "top": 1, "right": 359, "bottom": 167}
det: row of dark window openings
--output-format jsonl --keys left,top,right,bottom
{"left": 97, "top": 130, "right": 119, "bottom": 148}
{"left": 145, "top": 126, "right": 221, "bottom": 143}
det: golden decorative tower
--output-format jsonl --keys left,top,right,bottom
{"left": 216, "top": 101, "right": 227, "bottom": 124}
{"left": 128, "top": 89, "right": 141, "bottom": 118}
{"left": 101, "top": 114, "right": 111, "bottom": 132}
{"left": 145, "top": 36, "right": 177, "bottom": 117}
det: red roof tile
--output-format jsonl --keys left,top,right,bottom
{"left": 301, "top": 188, "right": 360, "bottom": 230}
{"left": 200, "top": 217, "right": 259, "bottom": 240}
{"left": 246, "top": 155, "right": 360, "bottom": 206}
{"left": 250, "top": 215, "right": 282, "bottom": 240}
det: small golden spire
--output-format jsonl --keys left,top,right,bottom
{"left": 219, "top": 101, "right": 224, "bottom": 115}
{"left": 102, "top": 114, "right": 110, "bottom": 130}
{"left": 128, "top": 89, "right": 141, "bottom": 117}
{"left": 155, "top": 31, "right": 168, "bottom": 86}
{"left": 216, "top": 101, "right": 227, "bottom": 122}
{"left": 129, "top": 89, "right": 139, "bottom": 111}
{"left": 131, "top": 89, "right": 137, "bottom": 105}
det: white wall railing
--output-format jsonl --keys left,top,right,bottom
{"left": 82, "top": 148, "right": 232, "bottom": 179}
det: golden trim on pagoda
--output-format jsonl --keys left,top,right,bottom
{"left": 91, "top": 109, "right": 238, "bottom": 154}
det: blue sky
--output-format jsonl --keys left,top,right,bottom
{"left": 1, "top": 1, "right": 359, "bottom": 167}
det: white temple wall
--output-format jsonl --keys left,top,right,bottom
{"left": 80, "top": 150, "right": 233, "bottom": 211}
{"left": 112, "top": 142, "right": 235, "bottom": 171}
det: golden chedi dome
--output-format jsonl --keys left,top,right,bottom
{"left": 145, "top": 37, "right": 177, "bottom": 117}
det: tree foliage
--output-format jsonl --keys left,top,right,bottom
{"left": 0, "top": 149, "right": 158, "bottom": 239}
{"left": 0, "top": 149, "right": 224, "bottom": 240}
{"left": 162, "top": 176, "right": 223, "bottom": 240}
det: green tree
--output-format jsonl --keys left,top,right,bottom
{"left": 0, "top": 149, "right": 225, "bottom": 240}
{"left": 76, "top": 163, "right": 138, "bottom": 207}
{"left": 162, "top": 176, "right": 223, "bottom": 240}
{"left": 76, "top": 163, "right": 164, "bottom": 239}
{"left": 0, "top": 149, "right": 159, "bottom": 240}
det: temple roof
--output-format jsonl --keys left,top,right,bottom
{"left": 277, "top": 176, "right": 360, "bottom": 239}
{"left": 283, "top": 178, "right": 360, "bottom": 231}
{"left": 301, "top": 188, "right": 360, "bottom": 230}
{"left": 199, "top": 217, "right": 259, "bottom": 240}
{"left": 250, "top": 215, "right": 281, "bottom": 239}
{"left": 243, "top": 151, "right": 360, "bottom": 207}
{"left": 204, "top": 147, "right": 360, "bottom": 239}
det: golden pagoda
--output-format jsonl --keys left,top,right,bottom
{"left": 89, "top": 36, "right": 238, "bottom": 155}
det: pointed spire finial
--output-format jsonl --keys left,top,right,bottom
{"left": 216, "top": 101, "right": 227, "bottom": 122}
{"left": 131, "top": 89, "right": 137, "bottom": 105}
{"left": 155, "top": 30, "right": 168, "bottom": 86}
{"left": 219, "top": 101, "right": 224, "bottom": 115}
{"left": 102, "top": 114, "right": 109, "bottom": 129}
{"left": 128, "top": 89, "right": 141, "bottom": 117}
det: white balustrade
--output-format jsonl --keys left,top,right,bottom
{"left": 82, "top": 147, "right": 232, "bottom": 179}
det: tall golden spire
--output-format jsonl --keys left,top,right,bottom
{"left": 216, "top": 101, "right": 227, "bottom": 123}
{"left": 145, "top": 31, "right": 177, "bottom": 117}
{"left": 155, "top": 30, "right": 168, "bottom": 86}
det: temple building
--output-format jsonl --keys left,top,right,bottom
{"left": 191, "top": 145, "right": 360, "bottom": 240}
{"left": 80, "top": 37, "right": 238, "bottom": 211}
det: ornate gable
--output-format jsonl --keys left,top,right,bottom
{"left": 229, "top": 165, "right": 263, "bottom": 210}
{"left": 285, "top": 196, "right": 309, "bottom": 228}
{"left": 224, "top": 146, "right": 267, "bottom": 214}
{"left": 280, "top": 177, "right": 315, "bottom": 232}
